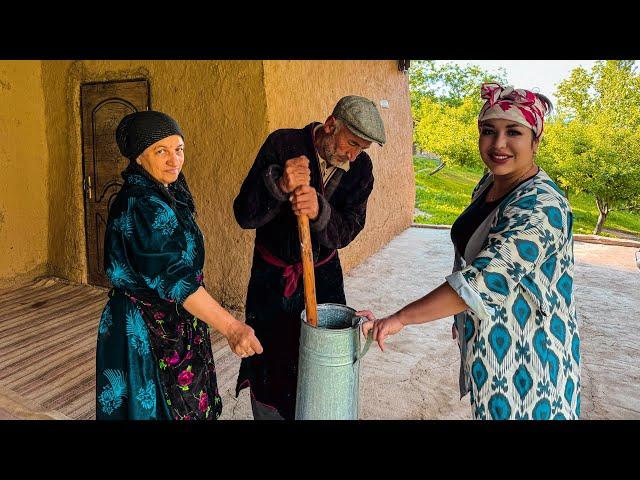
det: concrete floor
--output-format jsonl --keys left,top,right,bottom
{"left": 2, "top": 227, "right": 638, "bottom": 420}
{"left": 221, "top": 228, "right": 640, "bottom": 419}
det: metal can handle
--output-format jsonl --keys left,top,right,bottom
{"left": 355, "top": 316, "right": 374, "bottom": 362}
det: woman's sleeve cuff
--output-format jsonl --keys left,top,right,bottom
{"left": 445, "top": 271, "right": 493, "bottom": 322}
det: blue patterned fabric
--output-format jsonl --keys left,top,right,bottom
{"left": 96, "top": 168, "right": 221, "bottom": 420}
{"left": 446, "top": 170, "right": 580, "bottom": 419}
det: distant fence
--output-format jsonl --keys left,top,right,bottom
{"left": 414, "top": 151, "right": 445, "bottom": 176}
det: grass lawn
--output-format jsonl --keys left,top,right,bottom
{"left": 413, "top": 156, "right": 640, "bottom": 238}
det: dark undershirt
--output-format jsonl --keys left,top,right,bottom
{"left": 451, "top": 175, "right": 536, "bottom": 257}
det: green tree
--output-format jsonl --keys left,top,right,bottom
{"left": 538, "top": 60, "right": 640, "bottom": 234}
{"left": 409, "top": 60, "right": 507, "bottom": 164}
{"left": 415, "top": 96, "right": 485, "bottom": 168}
{"left": 409, "top": 60, "right": 507, "bottom": 110}
{"left": 556, "top": 60, "right": 640, "bottom": 126}
{"left": 410, "top": 61, "right": 506, "bottom": 120}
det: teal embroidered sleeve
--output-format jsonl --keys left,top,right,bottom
{"left": 126, "top": 196, "right": 202, "bottom": 304}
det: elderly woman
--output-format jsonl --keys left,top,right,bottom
{"left": 361, "top": 84, "right": 580, "bottom": 420}
{"left": 96, "top": 110, "right": 262, "bottom": 420}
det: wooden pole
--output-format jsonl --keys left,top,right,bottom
{"left": 297, "top": 215, "right": 318, "bottom": 327}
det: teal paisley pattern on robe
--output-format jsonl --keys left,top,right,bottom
{"left": 447, "top": 170, "right": 580, "bottom": 420}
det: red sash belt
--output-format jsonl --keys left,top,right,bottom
{"left": 255, "top": 243, "right": 336, "bottom": 298}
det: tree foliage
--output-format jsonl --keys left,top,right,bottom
{"left": 409, "top": 60, "right": 507, "bottom": 111}
{"left": 410, "top": 60, "right": 506, "bottom": 167}
{"left": 538, "top": 60, "right": 640, "bottom": 234}
{"left": 414, "top": 96, "right": 484, "bottom": 168}
{"left": 410, "top": 59, "right": 640, "bottom": 235}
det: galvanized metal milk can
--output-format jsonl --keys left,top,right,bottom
{"left": 295, "top": 303, "right": 373, "bottom": 420}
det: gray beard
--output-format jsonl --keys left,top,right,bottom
{"left": 325, "top": 155, "right": 342, "bottom": 167}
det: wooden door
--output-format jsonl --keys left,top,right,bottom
{"left": 81, "top": 79, "right": 150, "bottom": 287}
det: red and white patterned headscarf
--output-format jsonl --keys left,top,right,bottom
{"left": 478, "top": 83, "right": 548, "bottom": 139}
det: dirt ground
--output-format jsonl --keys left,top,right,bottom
{"left": 220, "top": 227, "right": 640, "bottom": 419}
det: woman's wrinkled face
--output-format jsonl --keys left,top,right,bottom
{"left": 137, "top": 135, "right": 184, "bottom": 186}
{"left": 479, "top": 119, "right": 538, "bottom": 177}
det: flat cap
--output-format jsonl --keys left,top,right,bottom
{"left": 332, "top": 95, "right": 386, "bottom": 146}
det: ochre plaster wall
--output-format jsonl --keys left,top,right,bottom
{"left": 0, "top": 61, "right": 50, "bottom": 287}
{"left": 41, "top": 60, "right": 268, "bottom": 308}
{"left": 262, "top": 60, "right": 415, "bottom": 275}
{"left": 38, "top": 60, "right": 413, "bottom": 311}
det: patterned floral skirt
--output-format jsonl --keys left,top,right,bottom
{"left": 96, "top": 290, "right": 222, "bottom": 420}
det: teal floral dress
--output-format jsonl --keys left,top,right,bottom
{"left": 447, "top": 169, "right": 580, "bottom": 420}
{"left": 96, "top": 166, "right": 222, "bottom": 420}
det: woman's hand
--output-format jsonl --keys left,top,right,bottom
{"left": 356, "top": 310, "right": 405, "bottom": 352}
{"left": 225, "top": 321, "right": 264, "bottom": 359}
{"left": 182, "top": 287, "right": 265, "bottom": 359}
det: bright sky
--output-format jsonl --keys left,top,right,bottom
{"left": 434, "top": 60, "right": 600, "bottom": 106}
